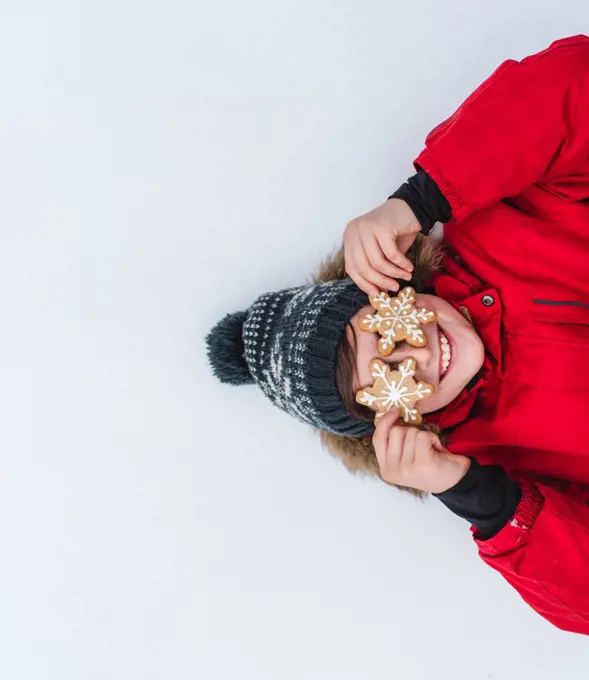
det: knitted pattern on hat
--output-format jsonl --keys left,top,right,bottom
{"left": 207, "top": 277, "right": 372, "bottom": 437}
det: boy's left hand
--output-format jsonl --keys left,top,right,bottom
{"left": 372, "top": 409, "right": 471, "bottom": 494}
{"left": 343, "top": 198, "right": 420, "bottom": 297}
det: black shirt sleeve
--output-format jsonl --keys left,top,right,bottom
{"left": 389, "top": 169, "right": 452, "bottom": 235}
{"left": 433, "top": 458, "right": 522, "bottom": 539}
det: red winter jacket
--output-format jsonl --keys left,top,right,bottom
{"left": 418, "top": 35, "right": 589, "bottom": 635}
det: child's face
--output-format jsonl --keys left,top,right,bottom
{"left": 347, "top": 294, "right": 485, "bottom": 414}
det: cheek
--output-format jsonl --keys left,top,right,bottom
{"left": 356, "top": 335, "right": 378, "bottom": 388}
{"left": 414, "top": 293, "right": 440, "bottom": 312}
{"left": 419, "top": 390, "right": 450, "bottom": 414}
{"left": 357, "top": 364, "right": 373, "bottom": 390}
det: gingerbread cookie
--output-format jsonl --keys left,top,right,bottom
{"left": 355, "top": 357, "right": 434, "bottom": 425}
{"left": 358, "top": 287, "right": 437, "bottom": 356}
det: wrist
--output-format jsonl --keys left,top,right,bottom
{"left": 433, "top": 459, "right": 523, "bottom": 539}
{"left": 384, "top": 198, "right": 420, "bottom": 231}
{"left": 389, "top": 171, "right": 452, "bottom": 235}
{"left": 436, "top": 456, "right": 471, "bottom": 494}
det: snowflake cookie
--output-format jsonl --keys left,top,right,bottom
{"left": 358, "top": 287, "right": 437, "bottom": 356}
{"left": 355, "top": 357, "right": 434, "bottom": 425}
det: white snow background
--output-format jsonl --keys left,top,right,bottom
{"left": 1, "top": 2, "right": 588, "bottom": 679}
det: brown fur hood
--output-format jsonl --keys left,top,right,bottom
{"left": 311, "top": 235, "right": 444, "bottom": 491}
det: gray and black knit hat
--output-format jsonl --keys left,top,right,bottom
{"left": 206, "top": 277, "right": 372, "bottom": 437}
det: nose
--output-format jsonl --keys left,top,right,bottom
{"left": 383, "top": 338, "right": 438, "bottom": 385}
{"left": 386, "top": 343, "right": 433, "bottom": 364}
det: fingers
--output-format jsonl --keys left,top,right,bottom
{"left": 345, "top": 223, "right": 417, "bottom": 296}
{"left": 360, "top": 231, "right": 414, "bottom": 283}
{"left": 413, "top": 430, "right": 437, "bottom": 464}
{"left": 387, "top": 422, "right": 412, "bottom": 467}
{"left": 428, "top": 433, "right": 445, "bottom": 453}
{"left": 374, "top": 411, "right": 419, "bottom": 474}
{"left": 401, "top": 426, "right": 419, "bottom": 466}
{"left": 352, "top": 236, "right": 404, "bottom": 292}
{"left": 344, "top": 234, "right": 381, "bottom": 297}
{"left": 372, "top": 408, "right": 399, "bottom": 468}
{"left": 380, "top": 230, "right": 416, "bottom": 275}
{"left": 347, "top": 264, "right": 380, "bottom": 298}
{"left": 349, "top": 246, "right": 400, "bottom": 294}
{"left": 373, "top": 418, "right": 464, "bottom": 493}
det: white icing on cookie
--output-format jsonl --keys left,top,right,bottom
{"left": 355, "top": 357, "right": 434, "bottom": 425}
{"left": 358, "top": 287, "right": 437, "bottom": 356}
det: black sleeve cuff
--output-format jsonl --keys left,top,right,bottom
{"left": 433, "top": 458, "right": 522, "bottom": 539}
{"left": 389, "top": 169, "right": 452, "bottom": 235}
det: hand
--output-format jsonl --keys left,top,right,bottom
{"left": 344, "top": 198, "right": 422, "bottom": 297}
{"left": 372, "top": 408, "right": 471, "bottom": 494}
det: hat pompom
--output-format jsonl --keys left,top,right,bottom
{"left": 206, "top": 311, "right": 254, "bottom": 385}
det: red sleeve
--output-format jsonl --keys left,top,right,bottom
{"left": 415, "top": 35, "right": 589, "bottom": 222}
{"left": 475, "top": 479, "right": 589, "bottom": 634}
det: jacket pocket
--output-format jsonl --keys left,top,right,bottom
{"left": 524, "top": 297, "right": 589, "bottom": 390}
{"left": 533, "top": 298, "right": 589, "bottom": 326}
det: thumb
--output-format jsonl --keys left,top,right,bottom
{"left": 373, "top": 408, "right": 400, "bottom": 441}
{"left": 376, "top": 407, "right": 401, "bottom": 429}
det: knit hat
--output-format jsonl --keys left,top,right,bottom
{"left": 206, "top": 277, "right": 373, "bottom": 437}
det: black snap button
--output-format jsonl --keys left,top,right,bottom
{"left": 482, "top": 294, "right": 494, "bottom": 307}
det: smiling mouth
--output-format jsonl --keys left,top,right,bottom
{"left": 439, "top": 328, "right": 452, "bottom": 377}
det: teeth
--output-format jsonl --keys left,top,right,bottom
{"left": 439, "top": 331, "right": 452, "bottom": 375}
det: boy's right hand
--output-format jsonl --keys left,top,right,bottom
{"left": 344, "top": 198, "right": 421, "bottom": 297}
{"left": 372, "top": 408, "right": 471, "bottom": 494}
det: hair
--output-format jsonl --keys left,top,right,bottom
{"left": 311, "top": 235, "right": 445, "bottom": 496}
{"left": 335, "top": 321, "right": 374, "bottom": 427}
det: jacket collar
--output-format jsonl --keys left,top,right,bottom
{"left": 423, "top": 253, "right": 503, "bottom": 431}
